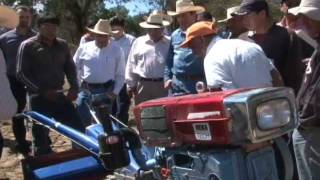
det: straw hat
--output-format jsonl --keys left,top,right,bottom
{"left": 139, "top": 13, "right": 171, "bottom": 29}
{"left": 86, "top": 19, "right": 118, "bottom": 36}
{"left": 0, "top": 6, "right": 18, "bottom": 28}
{"left": 288, "top": 0, "right": 320, "bottom": 21}
{"left": 218, "top": 6, "right": 241, "bottom": 23}
{"left": 167, "top": 0, "right": 205, "bottom": 16}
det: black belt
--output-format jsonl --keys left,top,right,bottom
{"left": 140, "top": 77, "right": 163, "bottom": 82}
{"left": 81, "top": 80, "right": 114, "bottom": 89}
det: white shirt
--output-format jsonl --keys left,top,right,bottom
{"left": 73, "top": 40, "right": 125, "bottom": 94}
{"left": 125, "top": 35, "right": 170, "bottom": 88}
{"left": 112, "top": 34, "right": 136, "bottom": 63}
{"left": 0, "top": 49, "right": 17, "bottom": 120}
{"left": 204, "top": 38, "right": 274, "bottom": 90}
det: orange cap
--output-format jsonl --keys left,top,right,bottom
{"left": 180, "top": 21, "right": 217, "bottom": 48}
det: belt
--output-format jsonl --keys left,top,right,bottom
{"left": 174, "top": 74, "right": 204, "bottom": 81}
{"left": 140, "top": 77, "right": 163, "bottom": 82}
{"left": 81, "top": 80, "right": 114, "bottom": 89}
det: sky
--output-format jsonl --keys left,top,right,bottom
{"left": 105, "top": 1, "right": 153, "bottom": 16}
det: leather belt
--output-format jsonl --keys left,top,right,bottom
{"left": 81, "top": 80, "right": 114, "bottom": 89}
{"left": 140, "top": 77, "right": 163, "bottom": 82}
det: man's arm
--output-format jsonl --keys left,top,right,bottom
{"left": 16, "top": 40, "right": 39, "bottom": 93}
{"left": 163, "top": 41, "right": 174, "bottom": 89}
{"left": 125, "top": 40, "right": 139, "bottom": 97}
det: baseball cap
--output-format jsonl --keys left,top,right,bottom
{"left": 180, "top": 21, "right": 217, "bottom": 48}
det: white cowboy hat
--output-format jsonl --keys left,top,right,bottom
{"left": 218, "top": 6, "right": 241, "bottom": 23}
{"left": 0, "top": 6, "right": 18, "bottom": 28}
{"left": 288, "top": 0, "right": 320, "bottom": 21}
{"left": 86, "top": 19, "right": 118, "bottom": 36}
{"left": 139, "top": 13, "right": 171, "bottom": 29}
{"left": 167, "top": 0, "right": 205, "bottom": 16}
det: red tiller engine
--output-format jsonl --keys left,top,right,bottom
{"left": 134, "top": 87, "right": 298, "bottom": 147}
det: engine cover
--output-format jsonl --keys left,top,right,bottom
{"left": 134, "top": 87, "right": 297, "bottom": 147}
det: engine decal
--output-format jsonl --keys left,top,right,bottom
{"left": 192, "top": 123, "right": 212, "bottom": 141}
{"left": 187, "top": 111, "right": 221, "bottom": 120}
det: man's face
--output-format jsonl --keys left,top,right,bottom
{"left": 94, "top": 34, "right": 109, "bottom": 48}
{"left": 147, "top": 28, "right": 163, "bottom": 42}
{"left": 227, "top": 16, "right": 247, "bottom": 36}
{"left": 297, "top": 14, "right": 320, "bottom": 40}
{"left": 189, "top": 36, "right": 206, "bottom": 59}
{"left": 242, "top": 11, "right": 263, "bottom": 31}
{"left": 111, "top": 25, "right": 124, "bottom": 39}
{"left": 177, "top": 12, "right": 197, "bottom": 29}
{"left": 39, "top": 23, "right": 58, "bottom": 40}
{"left": 17, "top": 9, "right": 32, "bottom": 28}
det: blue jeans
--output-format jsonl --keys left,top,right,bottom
{"left": 169, "top": 75, "right": 203, "bottom": 96}
{"left": 76, "top": 87, "right": 113, "bottom": 127}
{"left": 293, "top": 127, "right": 320, "bottom": 180}
{"left": 112, "top": 84, "right": 130, "bottom": 125}
{"left": 31, "top": 94, "right": 85, "bottom": 156}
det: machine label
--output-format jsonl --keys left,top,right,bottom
{"left": 193, "top": 123, "right": 212, "bottom": 141}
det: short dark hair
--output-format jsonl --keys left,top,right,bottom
{"left": 37, "top": 13, "right": 60, "bottom": 27}
{"left": 15, "top": 5, "right": 33, "bottom": 14}
{"left": 110, "top": 16, "right": 125, "bottom": 27}
{"left": 198, "top": 12, "right": 213, "bottom": 21}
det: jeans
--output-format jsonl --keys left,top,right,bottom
{"left": 292, "top": 127, "right": 320, "bottom": 180}
{"left": 8, "top": 76, "right": 29, "bottom": 149}
{"left": 76, "top": 86, "right": 113, "bottom": 127}
{"left": 112, "top": 85, "right": 130, "bottom": 125}
{"left": 31, "top": 93, "right": 84, "bottom": 156}
{"left": 169, "top": 75, "right": 203, "bottom": 96}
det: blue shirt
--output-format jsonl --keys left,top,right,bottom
{"left": 164, "top": 28, "right": 204, "bottom": 94}
{"left": 0, "top": 28, "right": 36, "bottom": 76}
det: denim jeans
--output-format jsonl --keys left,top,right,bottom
{"left": 292, "top": 127, "right": 320, "bottom": 180}
{"left": 112, "top": 84, "right": 130, "bottom": 125}
{"left": 31, "top": 94, "right": 84, "bottom": 156}
{"left": 76, "top": 86, "right": 113, "bottom": 127}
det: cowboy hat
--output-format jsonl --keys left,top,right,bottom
{"left": 0, "top": 6, "right": 18, "bottom": 28}
{"left": 167, "top": 0, "right": 205, "bottom": 16}
{"left": 288, "top": 0, "right": 320, "bottom": 21}
{"left": 218, "top": 6, "right": 241, "bottom": 23}
{"left": 139, "top": 13, "right": 171, "bottom": 29}
{"left": 86, "top": 19, "right": 118, "bottom": 36}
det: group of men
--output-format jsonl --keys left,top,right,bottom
{"left": 0, "top": 0, "right": 320, "bottom": 179}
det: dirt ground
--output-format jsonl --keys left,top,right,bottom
{"left": 0, "top": 120, "right": 73, "bottom": 180}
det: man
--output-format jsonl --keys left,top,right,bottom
{"left": 0, "top": 6, "right": 36, "bottom": 155}
{"left": 110, "top": 16, "right": 135, "bottom": 125}
{"left": 288, "top": 0, "right": 320, "bottom": 179}
{"left": 239, "top": 0, "right": 313, "bottom": 94}
{"left": 180, "top": 21, "right": 281, "bottom": 90}
{"left": 17, "top": 14, "right": 84, "bottom": 156}
{"left": 74, "top": 19, "right": 125, "bottom": 127}
{"left": 126, "top": 13, "right": 171, "bottom": 105}
{"left": 0, "top": 5, "right": 18, "bottom": 158}
{"left": 278, "top": 0, "right": 301, "bottom": 29}
{"left": 218, "top": 6, "right": 248, "bottom": 39}
{"left": 164, "top": 0, "right": 205, "bottom": 96}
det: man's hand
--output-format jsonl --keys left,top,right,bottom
{"left": 66, "top": 89, "right": 78, "bottom": 101}
{"left": 127, "top": 86, "right": 137, "bottom": 98}
{"left": 164, "top": 80, "right": 172, "bottom": 89}
{"left": 43, "top": 90, "right": 60, "bottom": 102}
{"left": 107, "top": 92, "right": 117, "bottom": 100}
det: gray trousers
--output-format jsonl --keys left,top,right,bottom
{"left": 134, "top": 80, "right": 167, "bottom": 105}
